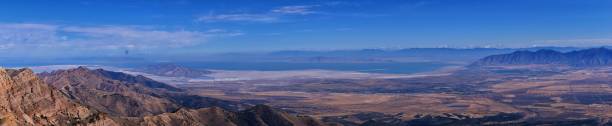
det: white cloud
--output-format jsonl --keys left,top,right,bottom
{"left": 0, "top": 23, "right": 57, "bottom": 30}
{"left": 0, "top": 23, "right": 61, "bottom": 47}
{"left": 196, "top": 14, "right": 279, "bottom": 23}
{"left": 0, "top": 23, "right": 242, "bottom": 50}
{"left": 205, "top": 29, "right": 244, "bottom": 37}
{"left": 0, "top": 43, "right": 15, "bottom": 49}
{"left": 197, "top": 5, "right": 318, "bottom": 23}
{"left": 62, "top": 26, "right": 210, "bottom": 49}
{"left": 271, "top": 5, "right": 316, "bottom": 15}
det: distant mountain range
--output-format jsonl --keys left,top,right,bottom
{"left": 141, "top": 63, "right": 212, "bottom": 78}
{"left": 472, "top": 47, "right": 612, "bottom": 67}
{"left": 2, "top": 47, "right": 593, "bottom": 67}
{"left": 187, "top": 47, "right": 585, "bottom": 64}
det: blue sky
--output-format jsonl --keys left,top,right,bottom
{"left": 0, "top": 0, "right": 611, "bottom": 57}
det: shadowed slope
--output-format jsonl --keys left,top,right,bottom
{"left": 142, "top": 105, "right": 326, "bottom": 126}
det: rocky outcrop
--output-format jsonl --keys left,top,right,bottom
{"left": 0, "top": 68, "right": 119, "bottom": 126}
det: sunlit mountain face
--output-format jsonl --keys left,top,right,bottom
{"left": 2, "top": 0, "right": 612, "bottom": 126}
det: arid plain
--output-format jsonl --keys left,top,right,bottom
{"left": 119, "top": 64, "right": 612, "bottom": 124}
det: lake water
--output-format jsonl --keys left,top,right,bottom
{"left": 180, "top": 62, "right": 453, "bottom": 74}
{"left": 3, "top": 60, "right": 455, "bottom": 74}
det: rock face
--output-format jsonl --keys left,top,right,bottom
{"left": 0, "top": 66, "right": 326, "bottom": 126}
{"left": 39, "top": 67, "right": 182, "bottom": 117}
{"left": 142, "top": 63, "right": 212, "bottom": 78}
{"left": 0, "top": 68, "right": 118, "bottom": 126}
{"left": 39, "top": 67, "right": 237, "bottom": 117}
{"left": 472, "top": 48, "right": 612, "bottom": 67}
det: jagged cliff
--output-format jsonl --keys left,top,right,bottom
{"left": 0, "top": 68, "right": 118, "bottom": 126}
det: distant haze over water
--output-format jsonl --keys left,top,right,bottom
{"left": 179, "top": 62, "right": 452, "bottom": 74}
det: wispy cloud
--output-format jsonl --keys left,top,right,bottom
{"left": 0, "top": 23, "right": 61, "bottom": 47}
{"left": 204, "top": 29, "right": 245, "bottom": 37}
{"left": 0, "top": 23, "right": 243, "bottom": 50}
{"left": 271, "top": 5, "right": 317, "bottom": 15}
{"left": 196, "top": 13, "right": 279, "bottom": 23}
{"left": 197, "top": 5, "right": 319, "bottom": 23}
{"left": 62, "top": 26, "right": 211, "bottom": 49}
{"left": 0, "top": 23, "right": 57, "bottom": 30}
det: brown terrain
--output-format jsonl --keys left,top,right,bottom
{"left": 174, "top": 65, "right": 612, "bottom": 125}
{"left": 142, "top": 105, "right": 322, "bottom": 126}
{"left": 3, "top": 64, "right": 612, "bottom": 125}
{"left": 0, "top": 67, "right": 326, "bottom": 126}
{"left": 39, "top": 67, "right": 184, "bottom": 117}
{"left": 0, "top": 68, "right": 118, "bottom": 126}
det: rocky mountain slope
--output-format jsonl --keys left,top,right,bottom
{"left": 36, "top": 67, "right": 325, "bottom": 126}
{"left": 472, "top": 47, "right": 612, "bottom": 67}
{"left": 39, "top": 67, "right": 236, "bottom": 117}
{"left": 0, "top": 68, "right": 118, "bottom": 126}
{"left": 142, "top": 105, "right": 324, "bottom": 126}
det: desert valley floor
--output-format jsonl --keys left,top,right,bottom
{"left": 183, "top": 65, "right": 612, "bottom": 125}
{"left": 29, "top": 63, "right": 612, "bottom": 125}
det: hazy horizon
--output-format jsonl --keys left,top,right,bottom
{"left": 1, "top": 0, "right": 612, "bottom": 58}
